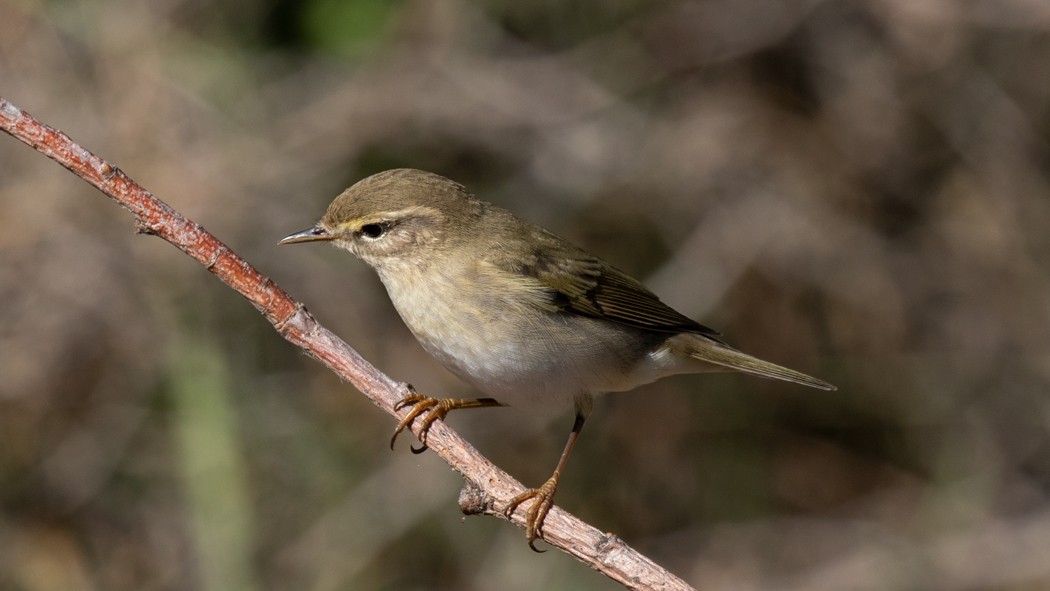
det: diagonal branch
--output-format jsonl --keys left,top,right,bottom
{"left": 0, "top": 95, "right": 696, "bottom": 591}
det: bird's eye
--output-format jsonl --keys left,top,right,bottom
{"left": 360, "top": 223, "right": 384, "bottom": 239}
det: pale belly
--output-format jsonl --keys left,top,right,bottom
{"left": 376, "top": 266, "right": 695, "bottom": 416}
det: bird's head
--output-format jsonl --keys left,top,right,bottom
{"left": 280, "top": 169, "right": 483, "bottom": 267}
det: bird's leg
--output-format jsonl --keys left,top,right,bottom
{"left": 391, "top": 388, "right": 504, "bottom": 452}
{"left": 504, "top": 411, "right": 587, "bottom": 552}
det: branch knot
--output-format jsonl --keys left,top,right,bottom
{"left": 133, "top": 218, "right": 158, "bottom": 236}
{"left": 459, "top": 479, "right": 494, "bottom": 516}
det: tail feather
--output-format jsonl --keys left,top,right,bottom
{"left": 673, "top": 335, "right": 837, "bottom": 391}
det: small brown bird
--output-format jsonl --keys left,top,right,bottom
{"left": 281, "top": 169, "right": 835, "bottom": 550}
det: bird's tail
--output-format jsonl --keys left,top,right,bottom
{"left": 669, "top": 334, "right": 837, "bottom": 391}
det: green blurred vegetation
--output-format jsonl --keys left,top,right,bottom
{"left": 169, "top": 335, "right": 256, "bottom": 591}
{"left": 299, "top": 0, "right": 402, "bottom": 58}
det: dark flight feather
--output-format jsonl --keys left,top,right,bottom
{"left": 501, "top": 233, "right": 722, "bottom": 338}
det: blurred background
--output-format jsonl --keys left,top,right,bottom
{"left": 2, "top": 0, "right": 1050, "bottom": 589}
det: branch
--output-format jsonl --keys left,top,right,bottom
{"left": 0, "top": 96, "right": 696, "bottom": 591}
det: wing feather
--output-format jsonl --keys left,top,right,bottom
{"left": 502, "top": 237, "right": 721, "bottom": 337}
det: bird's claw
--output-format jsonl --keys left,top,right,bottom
{"left": 389, "top": 393, "right": 451, "bottom": 451}
{"left": 504, "top": 476, "right": 559, "bottom": 552}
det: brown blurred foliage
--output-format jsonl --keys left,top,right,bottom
{"left": 2, "top": 0, "right": 1050, "bottom": 589}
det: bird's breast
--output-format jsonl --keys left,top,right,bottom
{"left": 373, "top": 261, "right": 672, "bottom": 415}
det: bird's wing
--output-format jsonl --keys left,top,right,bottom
{"left": 497, "top": 234, "right": 721, "bottom": 337}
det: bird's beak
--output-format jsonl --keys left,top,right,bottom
{"left": 279, "top": 226, "right": 335, "bottom": 245}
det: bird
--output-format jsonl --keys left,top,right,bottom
{"left": 280, "top": 168, "right": 835, "bottom": 550}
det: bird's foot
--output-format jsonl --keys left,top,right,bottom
{"left": 504, "top": 476, "right": 559, "bottom": 552}
{"left": 391, "top": 393, "right": 450, "bottom": 453}
{"left": 390, "top": 394, "right": 503, "bottom": 453}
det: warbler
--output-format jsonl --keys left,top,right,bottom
{"left": 280, "top": 168, "right": 835, "bottom": 550}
